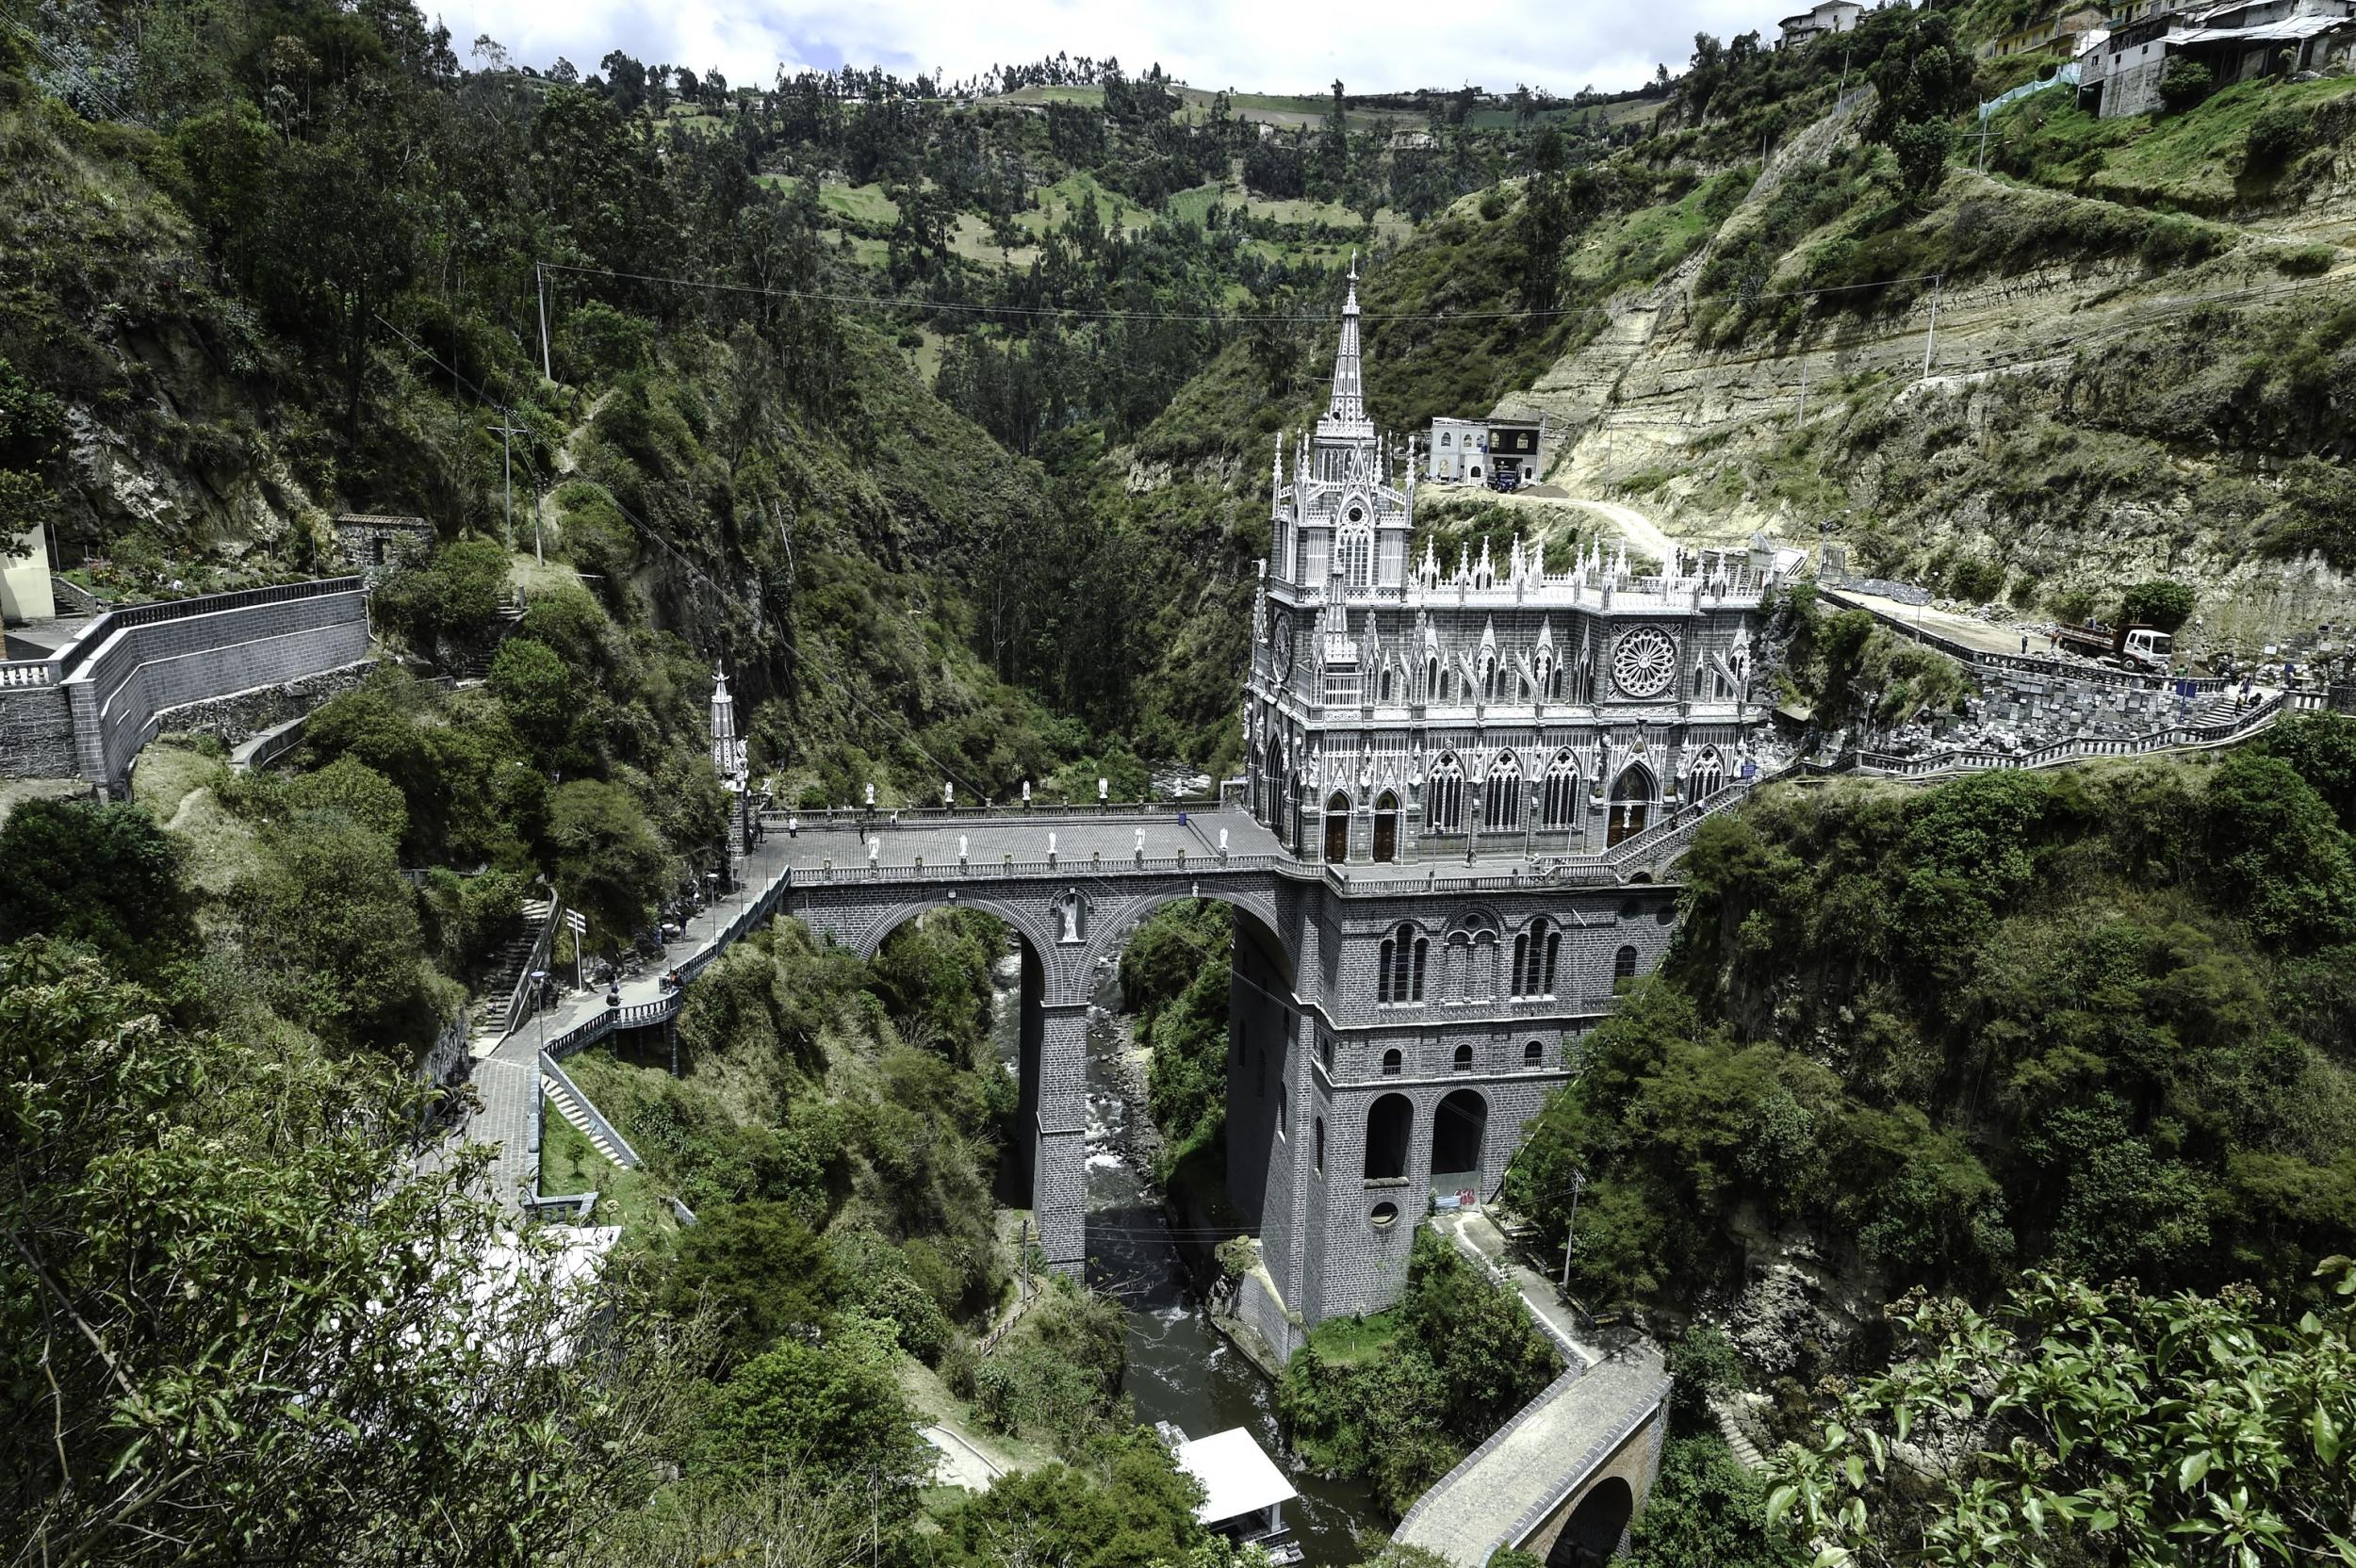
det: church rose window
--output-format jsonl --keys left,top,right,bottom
{"left": 1612, "top": 626, "right": 1677, "bottom": 699}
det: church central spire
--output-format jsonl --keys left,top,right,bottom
{"left": 1325, "top": 251, "right": 1366, "bottom": 426}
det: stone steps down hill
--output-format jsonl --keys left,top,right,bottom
{"left": 541, "top": 1064, "right": 638, "bottom": 1168}
{"left": 1711, "top": 1396, "right": 1770, "bottom": 1472}
{"left": 470, "top": 897, "right": 553, "bottom": 1045}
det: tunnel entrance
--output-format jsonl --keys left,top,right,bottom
{"left": 1365, "top": 1092, "right": 1414, "bottom": 1181}
{"left": 1546, "top": 1477, "right": 1634, "bottom": 1566}
{"left": 1430, "top": 1087, "right": 1487, "bottom": 1198}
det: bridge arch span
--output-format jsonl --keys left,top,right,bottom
{"left": 1078, "top": 884, "right": 1294, "bottom": 991}
{"left": 839, "top": 895, "right": 1062, "bottom": 969}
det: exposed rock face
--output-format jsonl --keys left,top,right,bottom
{"left": 1724, "top": 1222, "right": 1881, "bottom": 1380}
{"left": 1508, "top": 94, "right": 2356, "bottom": 655}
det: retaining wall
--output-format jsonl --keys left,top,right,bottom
{"left": 0, "top": 682, "right": 77, "bottom": 776}
{"left": 0, "top": 580, "right": 371, "bottom": 787}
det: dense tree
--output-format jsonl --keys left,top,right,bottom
{"left": 2120, "top": 577, "right": 2199, "bottom": 631}
{"left": 231, "top": 819, "right": 449, "bottom": 1056}
{"left": 929, "top": 1429, "right": 1209, "bottom": 1568}
{"left": 660, "top": 1200, "right": 842, "bottom": 1363}
{"left": 0, "top": 940, "right": 705, "bottom": 1565}
{"left": 1865, "top": 8, "right": 1973, "bottom": 199}
{"left": 1509, "top": 755, "right": 2356, "bottom": 1315}
{"left": 1773, "top": 1260, "right": 2356, "bottom": 1567}
{"left": 1279, "top": 1228, "right": 1559, "bottom": 1515}
{"left": 699, "top": 1324, "right": 928, "bottom": 1490}
{"left": 0, "top": 797, "right": 190, "bottom": 973}
{"left": 548, "top": 777, "right": 675, "bottom": 943}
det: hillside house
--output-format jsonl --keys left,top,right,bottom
{"left": 1982, "top": 5, "right": 2109, "bottom": 57}
{"left": 1424, "top": 416, "right": 1548, "bottom": 485}
{"left": 2081, "top": 0, "right": 2356, "bottom": 117}
{"left": 1487, "top": 418, "right": 1545, "bottom": 484}
{"left": 1425, "top": 416, "right": 1489, "bottom": 482}
{"left": 1779, "top": 0, "right": 1864, "bottom": 47}
{"left": 1, "top": 523, "right": 53, "bottom": 626}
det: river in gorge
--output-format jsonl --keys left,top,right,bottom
{"left": 988, "top": 950, "right": 1387, "bottom": 1563}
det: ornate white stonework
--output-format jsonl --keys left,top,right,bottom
{"left": 1244, "top": 271, "right": 1781, "bottom": 860}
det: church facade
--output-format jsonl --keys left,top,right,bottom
{"left": 1244, "top": 270, "right": 1773, "bottom": 872}
{"left": 1214, "top": 274, "right": 1782, "bottom": 1337}
{"left": 783, "top": 272, "right": 1786, "bottom": 1347}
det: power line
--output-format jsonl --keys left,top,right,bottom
{"left": 537, "top": 259, "right": 1607, "bottom": 324}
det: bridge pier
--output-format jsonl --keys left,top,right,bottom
{"left": 1029, "top": 995, "right": 1091, "bottom": 1278}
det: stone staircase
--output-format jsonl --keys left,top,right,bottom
{"left": 541, "top": 1056, "right": 640, "bottom": 1168}
{"left": 443, "top": 593, "right": 530, "bottom": 680}
{"left": 1711, "top": 1396, "right": 1770, "bottom": 1472}
{"left": 470, "top": 896, "right": 553, "bottom": 1046}
{"left": 2187, "top": 690, "right": 2250, "bottom": 727}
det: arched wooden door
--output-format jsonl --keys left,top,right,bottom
{"left": 1324, "top": 792, "right": 1351, "bottom": 863}
{"left": 1373, "top": 792, "right": 1399, "bottom": 862}
{"left": 1608, "top": 765, "right": 1654, "bottom": 847}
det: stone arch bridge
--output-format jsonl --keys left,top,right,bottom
{"left": 775, "top": 792, "right": 1740, "bottom": 1346}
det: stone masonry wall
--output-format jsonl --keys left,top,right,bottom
{"left": 66, "top": 589, "right": 368, "bottom": 784}
{"left": 149, "top": 659, "right": 377, "bottom": 749}
{"left": 0, "top": 682, "right": 77, "bottom": 777}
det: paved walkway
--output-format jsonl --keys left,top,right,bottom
{"left": 1396, "top": 1210, "right": 1669, "bottom": 1567}
{"left": 923, "top": 1425, "right": 1006, "bottom": 1491}
{"left": 483, "top": 825, "right": 806, "bottom": 1068}
{"left": 434, "top": 825, "right": 808, "bottom": 1211}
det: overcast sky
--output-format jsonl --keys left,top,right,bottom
{"left": 430, "top": 0, "right": 1783, "bottom": 98}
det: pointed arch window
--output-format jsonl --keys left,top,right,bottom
{"left": 1484, "top": 754, "right": 1522, "bottom": 832}
{"left": 1339, "top": 528, "right": 1374, "bottom": 590}
{"left": 1423, "top": 655, "right": 1441, "bottom": 704}
{"left": 1379, "top": 922, "right": 1428, "bottom": 1004}
{"left": 1541, "top": 751, "right": 1580, "bottom": 830}
{"left": 1690, "top": 747, "right": 1725, "bottom": 804}
{"left": 1427, "top": 754, "right": 1464, "bottom": 832}
{"left": 1512, "top": 917, "right": 1562, "bottom": 998}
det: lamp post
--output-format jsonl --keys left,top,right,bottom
{"left": 531, "top": 970, "right": 550, "bottom": 1062}
{"left": 1559, "top": 1169, "right": 1587, "bottom": 1293}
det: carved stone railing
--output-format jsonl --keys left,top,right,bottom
{"left": 1858, "top": 692, "right": 2285, "bottom": 778}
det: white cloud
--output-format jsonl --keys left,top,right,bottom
{"left": 430, "top": 0, "right": 1784, "bottom": 96}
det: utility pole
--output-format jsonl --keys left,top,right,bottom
{"left": 1922, "top": 275, "right": 1943, "bottom": 383}
{"left": 536, "top": 264, "right": 553, "bottom": 383}
{"left": 1797, "top": 352, "right": 1808, "bottom": 428}
{"left": 1559, "top": 1170, "right": 1586, "bottom": 1291}
{"left": 487, "top": 416, "right": 526, "bottom": 550}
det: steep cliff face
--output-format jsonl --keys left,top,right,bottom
{"left": 1513, "top": 87, "right": 2356, "bottom": 655}
{"left": 2, "top": 96, "right": 334, "bottom": 575}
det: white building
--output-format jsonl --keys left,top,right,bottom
{"left": 1779, "top": 0, "right": 1864, "bottom": 48}
{"left": 1, "top": 522, "right": 54, "bottom": 625}
{"left": 2083, "top": 0, "right": 2356, "bottom": 118}
{"left": 1426, "top": 416, "right": 1489, "bottom": 483}
{"left": 1173, "top": 1429, "right": 1300, "bottom": 1560}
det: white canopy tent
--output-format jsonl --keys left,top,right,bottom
{"left": 1174, "top": 1428, "right": 1298, "bottom": 1534}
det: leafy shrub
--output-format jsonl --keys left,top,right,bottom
{"left": 2246, "top": 105, "right": 2309, "bottom": 173}
{"left": 2276, "top": 244, "right": 2334, "bottom": 276}
{"left": 660, "top": 1200, "right": 842, "bottom": 1365}
{"left": 1278, "top": 1229, "right": 1559, "bottom": 1514}
{"left": 2119, "top": 577, "right": 2196, "bottom": 630}
{"left": 2158, "top": 57, "right": 2213, "bottom": 113}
